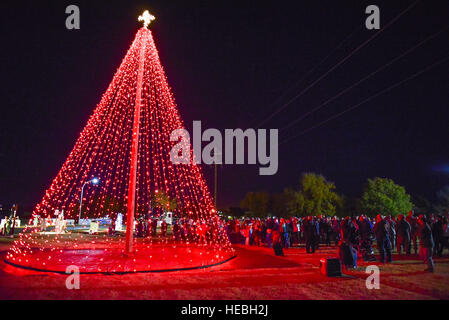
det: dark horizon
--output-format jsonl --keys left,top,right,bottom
{"left": 1, "top": 0, "right": 449, "bottom": 211}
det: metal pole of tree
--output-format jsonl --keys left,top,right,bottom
{"left": 214, "top": 161, "right": 217, "bottom": 207}
{"left": 214, "top": 151, "right": 222, "bottom": 208}
{"left": 125, "top": 18, "right": 149, "bottom": 253}
{"left": 78, "top": 181, "right": 88, "bottom": 223}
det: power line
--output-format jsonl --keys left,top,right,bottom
{"left": 279, "top": 54, "right": 449, "bottom": 146}
{"left": 255, "top": 0, "right": 421, "bottom": 129}
{"left": 249, "top": 25, "right": 363, "bottom": 127}
{"left": 280, "top": 25, "right": 449, "bottom": 134}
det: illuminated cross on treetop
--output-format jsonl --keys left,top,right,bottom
{"left": 138, "top": 10, "right": 156, "bottom": 28}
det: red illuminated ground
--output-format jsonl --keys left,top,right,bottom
{"left": 1, "top": 240, "right": 448, "bottom": 300}
{"left": 5, "top": 236, "right": 234, "bottom": 274}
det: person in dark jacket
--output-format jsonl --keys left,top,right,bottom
{"left": 161, "top": 220, "right": 168, "bottom": 237}
{"left": 5, "top": 217, "right": 11, "bottom": 236}
{"left": 418, "top": 215, "right": 434, "bottom": 272}
{"left": 173, "top": 221, "right": 181, "bottom": 241}
{"left": 432, "top": 216, "right": 444, "bottom": 257}
{"left": 386, "top": 216, "right": 396, "bottom": 250}
{"left": 281, "top": 219, "right": 290, "bottom": 248}
{"left": 272, "top": 227, "right": 284, "bottom": 256}
{"left": 136, "top": 218, "right": 144, "bottom": 237}
{"left": 374, "top": 214, "right": 392, "bottom": 263}
{"left": 253, "top": 224, "right": 262, "bottom": 246}
{"left": 313, "top": 217, "right": 320, "bottom": 250}
{"left": 396, "top": 214, "right": 411, "bottom": 255}
{"left": 304, "top": 217, "right": 317, "bottom": 253}
{"left": 319, "top": 217, "right": 331, "bottom": 246}
{"left": 332, "top": 217, "right": 340, "bottom": 246}
{"left": 441, "top": 217, "right": 449, "bottom": 254}
{"left": 406, "top": 211, "right": 419, "bottom": 254}
{"left": 151, "top": 218, "right": 158, "bottom": 236}
{"left": 10, "top": 214, "right": 16, "bottom": 236}
{"left": 318, "top": 216, "right": 325, "bottom": 245}
{"left": 108, "top": 219, "right": 116, "bottom": 236}
{"left": 339, "top": 217, "right": 359, "bottom": 268}
{"left": 287, "top": 219, "right": 294, "bottom": 246}
{"left": 359, "top": 215, "right": 375, "bottom": 260}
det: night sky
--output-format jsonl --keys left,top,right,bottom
{"left": 1, "top": 0, "right": 448, "bottom": 211}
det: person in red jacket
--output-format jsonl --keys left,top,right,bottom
{"left": 272, "top": 228, "right": 284, "bottom": 256}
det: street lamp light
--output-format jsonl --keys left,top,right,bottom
{"left": 78, "top": 177, "right": 99, "bottom": 224}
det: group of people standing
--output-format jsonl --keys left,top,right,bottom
{"left": 116, "top": 216, "right": 212, "bottom": 245}
{"left": 341, "top": 212, "right": 447, "bottom": 272}
{"left": 0, "top": 215, "right": 17, "bottom": 236}
{"left": 131, "top": 217, "right": 168, "bottom": 238}
{"left": 225, "top": 211, "right": 449, "bottom": 272}
{"left": 226, "top": 216, "right": 330, "bottom": 252}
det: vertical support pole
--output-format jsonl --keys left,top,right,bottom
{"left": 126, "top": 30, "right": 147, "bottom": 253}
{"left": 78, "top": 182, "right": 86, "bottom": 224}
{"left": 214, "top": 152, "right": 220, "bottom": 208}
{"left": 214, "top": 162, "right": 217, "bottom": 208}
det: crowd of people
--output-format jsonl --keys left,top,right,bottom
{"left": 224, "top": 211, "right": 449, "bottom": 272}
{"left": 3, "top": 206, "right": 448, "bottom": 273}
{"left": 0, "top": 215, "right": 17, "bottom": 237}
{"left": 118, "top": 216, "right": 214, "bottom": 245}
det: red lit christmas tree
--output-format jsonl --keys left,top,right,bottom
{"left": 5, "top": 11, "right": 235, "bottom": 274}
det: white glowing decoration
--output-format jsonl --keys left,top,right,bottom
{"left": 138, "top": 10, "right": 156, "bottom": 28}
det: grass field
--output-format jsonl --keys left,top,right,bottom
{"left": 0, "top": 237, "right": 448, "bottom": 300}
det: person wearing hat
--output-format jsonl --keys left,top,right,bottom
{"left": 417, "top": 214, "right": 435, "bottom": 272}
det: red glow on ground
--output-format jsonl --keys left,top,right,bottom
{"left": 4, "top": 241, "right": 235, "bottom": 274}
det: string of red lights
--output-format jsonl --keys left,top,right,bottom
{"left": 6, "top": 26, "right": 234, "bottom": 273}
